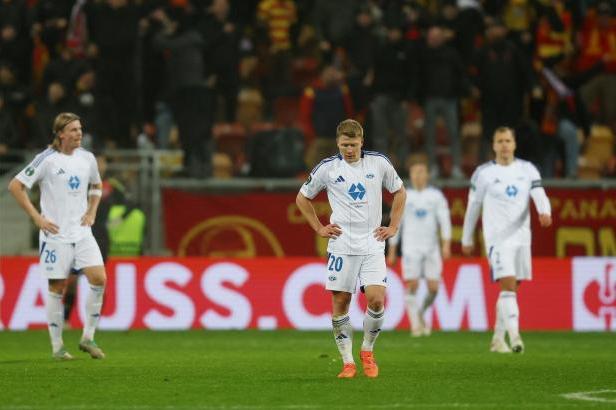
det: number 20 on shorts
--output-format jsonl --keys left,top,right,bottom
{"left": 327, "top": 254, "right": 343, "bottom": 272}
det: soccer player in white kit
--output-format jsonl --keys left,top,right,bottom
{"left": 296, "top": 119, "right": 406, "bottom": 379}
{"left": 387, "top": 155, "right": 451, "bottom": 337}
{"left": 461, "top": 127, "right": 552, "bottom": 353}
{"left": 8, "top": 113, "right": 107, "bottom": 360}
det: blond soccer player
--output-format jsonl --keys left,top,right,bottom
{"left": 296, "top": 119, "right": 406, "bottom": 378}
{"left": 8, "top": 113, "right": 107, "bottom": 360}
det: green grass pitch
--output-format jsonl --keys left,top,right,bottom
{"left": 0, "top": 330, "right": 615, "bottom": 409}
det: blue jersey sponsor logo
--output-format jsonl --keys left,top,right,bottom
{"left": 505, "top": 185, "right": 518, "bottom": 197}
{"left": 68, "top": 176, "right": 80, "bottom": 190}
{"left": 415, "top": 209, "right": 428, "bottom": 218}
{"left": 348, "top": 183, "right": 366, "bottom": 200}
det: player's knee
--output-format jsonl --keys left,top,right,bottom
{"left": 498, "top": 277, "right": 517, "bottom": 291}
{"left": 48, "top": 279, "right": 67, "bottom": 294}
{"left": 332, "top": 292, "right": 352, "bottom": 313}
{"left": 88, "top": 271, "right": 107, "bottom": 287}
{"left": 407, "top": 282, "right": 419, "bottom": 293}
{"left": 368, "top": 299, "right": 385, "bottom": 312}
{"left": 92, "top": 275, "right": 106, "bottom": 287}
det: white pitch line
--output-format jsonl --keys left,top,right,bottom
{"left": 561, "top": 389, "right": 616, "bottom": 404}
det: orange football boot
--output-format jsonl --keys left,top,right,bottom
{"left": 337, "top": 363, "right": 357, "bottom": 378}
{"left": 360, "top": 351, "right": 379, "bottom": 378}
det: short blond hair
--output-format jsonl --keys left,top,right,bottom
{"left": 407, "top": 153, "right": 429, "bottom": 169}
{"left": 51, "top": 112, "right": 81, "bottom": 151}
{"left": 336, "top": 119, "right": 364, "bottom": 140}
{"left": 493, "top": 126, "right": 515, "bottom": 140}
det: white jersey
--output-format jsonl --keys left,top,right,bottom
{"left": 300, "top": 151, "right": 403, "bottom": 255}
{"left": 389, "top": 186, "right": 451, "bottom": 253}
{"left": 16, "top": 147, "right": 101, "bottom": 243}
{"left": 461, "top": 159, "right": 551, "bottom": 250}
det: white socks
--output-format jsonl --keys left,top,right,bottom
{"left": 333, "top": 307, "right": 386, "bottom": 362}
{"left": 497, "top": 291, "right": 519, "bottom": 340}
{"left": 82, "top": 285, "right": 105, "bottom": 341}
{"left": 421, "top": 292, "right": 437, "bottom": 313}
{"left": 332, "top": 314, "right": 354, "bottom": 364}
{"left": 46, "top": 292, "right": 64, "bottom": 352}
{"left": 405, "top": 293, "right": 420, "bottom": 332}
{"left": 361, "top": 307, "right": 384, "bottom": 352}
{"left": 494, "top": 298, "right": 506, "bottom": 341}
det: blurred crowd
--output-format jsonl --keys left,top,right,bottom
{"left": 1, "top": 0, "right": 615, "bottom": 178}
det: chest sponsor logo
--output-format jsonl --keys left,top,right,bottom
{"left": 415, "top": 209, "right": 428, "bottom": 218}
{"left": 348, "top": 183, "right": 366, "bottom": 200}
{"left": 68, "top": 176, "right": 81, "bottom": 190}
{"left": 505, "top": 185, "right": 518, "bottom": 197}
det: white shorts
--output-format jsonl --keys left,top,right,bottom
{"left": 487, "top": 244, "right": 531, "bottom": 281}
{"left": 325, "top": 253, "right": 387, "bottom": 294}
{"left": 39, "top": 235, "right": 104, "bottom": 279}
{"left": 401, "top": 248, "right": 442, "bottom": 281}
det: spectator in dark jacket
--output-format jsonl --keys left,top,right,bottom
{"left": 369, "top": 17, "right": 416, "bottom": 167}
{"left": 533, "top": 57, "right": 596, "bottom": 178}
{"left": 300, "top": 64, "right": 354, "bottom": 168}
{"left": 42, "top": 46, "right": 87, "bottom": 95}
{"left": 0, "top": 61, "right": 29, "bottom": 143}
{"left": 31, "top": 0, "right": 73, "bottom": 59}
{"left": 199, "top": 0, "right": 241, "bottom": 122}
{"left": 0, "top": 94, "right": 18, "bottom": 150}
{"left": 419, "top": 25, "right": 468, "bottom": 178}
{"left": 0, "top": 0, "right": 31, "bottom": 83}
{"left": 153, "top": 7, "right": 214, "bottom": 178}
{"left": 344, "top": 4, "right": 380, "bottom": 115}
{"left": 472, "top": 19, "right": 538, "bottom": 160}
{"left": 69, "top": 66, "right": 103, "bottom": 151}
{"left": 86, "top": 0, "right": 142, "bottom": 147}
{"left": 28, "top": 82, "right": 72, "bottom": 149}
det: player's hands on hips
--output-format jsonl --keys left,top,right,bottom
{"left": 462, "top": 243, "right": 474, "bottom": 256}
{"left": 539, "top": 213, "right": 552, "bottom": 227}
{"left": 35, "top": 215, "right": 59, "bottom": 235}
{"left": 374, "top": 226, "right": 397, "bottom": 242}
{"left": 81, "top": 211, "right": 96, "bottom": 227}
{"left": 317, "top": 224, "right": 342, "bottom": 239}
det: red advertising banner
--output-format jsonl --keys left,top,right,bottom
{"left": 1, "top": 257, "right": 614, "bottom": 331}
{"left": 163, "top": 188, "right": 616, "bottom": 257}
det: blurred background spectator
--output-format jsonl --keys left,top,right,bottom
{"left": 0, "top": 0, "right": 614, "bottom": 179}
{"left": 300, "top": 64, "right": 353, "bottom": 168}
